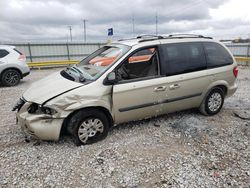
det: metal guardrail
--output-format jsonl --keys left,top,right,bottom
{"left": 28, "top": 60, "right": 79, "bottom": 68}
{"left": 234, "top": 57, "right": 250, "bottom": 62}
{"left": 27, "top": 56, "right": 250, "bottom": 68}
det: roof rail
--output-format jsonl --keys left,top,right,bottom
{"left": 118, "top": 34, "right": 213, "bottom": 43}
{"left": 168, "top": 34, "right": 213, "bottom": 39}
{"left": 137, "top": 35, "right": 164, "bottom": 42}
{"left": 136, "top": 35, "right": 163, "bottom": 39}
{"left": 118, "top": 37, "right": 137, "bottom": 41}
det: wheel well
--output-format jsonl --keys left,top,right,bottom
{"left": 0, "top": 68, "right": 23, "bottom": 79}
{"left": 200, "top": 85, "right": 227, "bottom": 108}
{"left": 215, "top": 85, "right": 227, "bottom": 96}
{"left": 60, "top": 106, "right": 113, "bottom": 137}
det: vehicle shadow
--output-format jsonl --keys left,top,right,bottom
{"left": 24, "top": 108, "right": 205, "bottom": 147}
{"left": 110, "top": 108, "right": 199, "bottom": 132}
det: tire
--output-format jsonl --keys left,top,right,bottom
{"left": 1, "top": 69, "right": 21, "bottom": 86}
{"left": 67, "top": 109, "right": 110, "bottom": 146}
{"left": 199, "top": 87, "right": 224, "bottom": 116}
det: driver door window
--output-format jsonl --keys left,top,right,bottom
{"left": 118, "top": 47, "right": 159, "bottom": 81}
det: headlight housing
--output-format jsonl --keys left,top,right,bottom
{"left": 28, "top": 103, "right": 57, "bottom": 115}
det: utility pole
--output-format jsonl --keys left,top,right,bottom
{"left": 132, "top": 14, "right": 135, "bottom": 37}
{"left": 82, "top": 19, "right": 87, "bottom": 43}
{"left": 155, "top": 13, "right": 158, "bottom": 36}
{"left": 68, "top": 26, "right": 72, "bottom": 42}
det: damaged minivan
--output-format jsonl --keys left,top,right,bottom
{"left": 13, "top": 35, "right": 238, "bottom": 145}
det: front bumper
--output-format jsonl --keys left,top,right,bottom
{"left": 22, "top": 71, "right": 30, "bottom": 78}
{"left": 16, "top": 102, "right": 63, "bottom": 141}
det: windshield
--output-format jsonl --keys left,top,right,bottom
{"left": 62, "top": 44, "right": 130, "bottom": 82}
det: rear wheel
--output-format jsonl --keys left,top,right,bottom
{"left": 199, "top": 87, "right": 224, "bottom": 115}
{"left": 67, "top": 109, "right": 110, "bottom": 146}
{"left": 1, "top": 69, "right": 21, "bottom": 86}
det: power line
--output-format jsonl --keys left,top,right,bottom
{"left": 163, "top": 0, "right": 204, "bottom": 18}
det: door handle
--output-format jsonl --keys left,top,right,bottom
{"left": 154, "top": 86, "right": 166, "bottom": 92}
{"left": 169, "top": 84, "right": 180, "bottom": 90}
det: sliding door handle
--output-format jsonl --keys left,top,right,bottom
{"left": 154, "top": 86, "right": 166, "bottom": 92}
{"left": 169, "top": 84, "right": 180, "bottom": 90}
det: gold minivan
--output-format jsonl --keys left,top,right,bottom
{"left": 13, "top": 35, "right": 238, "bottom": 145}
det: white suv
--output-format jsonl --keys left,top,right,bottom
{"left": 0, "top": 45, "right": 30, "bottom": 86}
{"left": 14, "top": 35, "right": 238, "bottom": 146}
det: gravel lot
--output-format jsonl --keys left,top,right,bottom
{"left": 0, "top": 67, "right": 249, "bottom": 188}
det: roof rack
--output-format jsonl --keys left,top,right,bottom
{"left": 118, "top": 34, "right": 212, "bottom": 43}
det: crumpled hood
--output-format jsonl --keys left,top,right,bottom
{"left": 23, "top": 71, "right": 83, "bottom": 104}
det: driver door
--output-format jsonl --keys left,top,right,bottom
{"left": 112, "top": 46, "right": 166, "bottom": 124}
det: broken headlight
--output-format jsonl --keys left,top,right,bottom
{"left": 28, "top": 103, "right": 57, "bottom": 115}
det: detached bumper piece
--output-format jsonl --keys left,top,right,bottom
{"left": 12, "top": 98, "right": 26, "bottom": 111}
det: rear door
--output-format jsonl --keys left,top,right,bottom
{"left": 157, "top": 42, "right": 210, "bottom": 114}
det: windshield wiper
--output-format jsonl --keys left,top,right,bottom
{"left": 66, "top": 65, "right": 86, "bottom": 83}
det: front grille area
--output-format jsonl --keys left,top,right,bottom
{"left": 12, "top": 98, "right": 26, "bottom": 112}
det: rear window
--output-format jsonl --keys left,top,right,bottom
{"left": 0, "top": 49, "right": 9, "bottom": 58}
{"left": 203, "top": 42, "right": 233, "bottom": 68}
{"left": 159, "top": 42, "right": 206, "bottom": 76}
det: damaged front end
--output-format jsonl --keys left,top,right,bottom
{"left": 13, "top": 98, "right": 64, "bottom": 141}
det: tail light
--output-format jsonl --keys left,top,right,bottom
{"left": 14, "top": 48, "right": 26, "bottom": 61}
{"left": 233, "top": 66, "right": 238, "bottom": 78}
{"left": 18, "top": 54, "right": 26, "bottom": 61}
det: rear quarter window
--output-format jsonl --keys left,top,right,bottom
{"left": 0, "top": 49, "right": 9, "bottom": 58}
{"left": 203, "top": 42, "right": 233, "bottom": 68}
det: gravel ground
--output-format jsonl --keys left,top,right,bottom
{"left": 0, "top": 67, "right": 249, "bottom": 188}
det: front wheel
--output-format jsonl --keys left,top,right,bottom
{"left": 67, "top": 109, "right": 110, "bottom": 146}
{"left": 199, "top": 87, "right": 224, "bottom": 115}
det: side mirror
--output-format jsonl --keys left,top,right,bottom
{"left": 104, "top": 71, "right": 117, "bottom": 85}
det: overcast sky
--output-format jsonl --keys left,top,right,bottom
{"left": 0, "top": 0, "right": 250, "bottom": 42}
